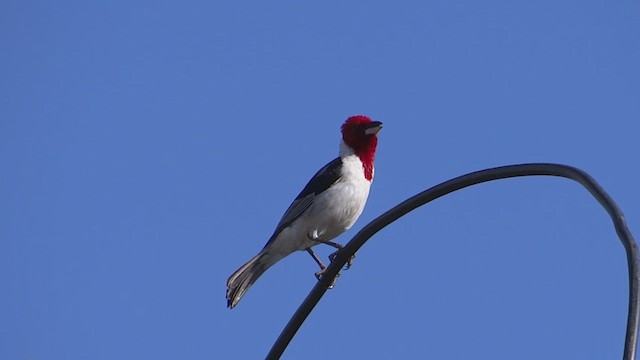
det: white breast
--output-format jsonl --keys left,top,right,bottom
{"left": 268, "top": 153, "right": 372, "bottom": 257}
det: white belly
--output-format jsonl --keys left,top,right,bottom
{"left": 268, "top": 155, "right": 372, "bottom": 257}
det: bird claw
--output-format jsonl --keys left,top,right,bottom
{"left": 312, "top": 249, "right": 355, "bottom": 289}
{"left": 329, "top": 250, "right": 355, "bottom": 270}
{"left": 315, "top": 269, "right": 339, "bottom": 289}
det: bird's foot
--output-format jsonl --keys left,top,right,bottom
{"left": 315, "top": 269, "right": 339, "bottom": 289}
{"left": 329, "top": 250, "right": 356, "bottom": 270}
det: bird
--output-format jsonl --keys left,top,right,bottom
{"left": 226, "top": 115, "right": 383, "bottom": 309}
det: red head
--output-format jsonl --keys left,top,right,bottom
{"left": 341, "top": 115, "right": 383, "bottom": 181}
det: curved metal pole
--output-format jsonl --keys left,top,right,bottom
{"left": 265, "top": 163, "right": 639, "bottom": 360}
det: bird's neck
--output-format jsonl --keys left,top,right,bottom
{"left": 340, "top": 140, "right": 376, "bottom": 181}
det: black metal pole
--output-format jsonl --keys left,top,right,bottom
{"left": 265, "top": 163, "right": 639, "bottom": 360}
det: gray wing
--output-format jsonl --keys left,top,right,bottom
{"left": 263, "top": 157, "right": 343, "bottom": 248}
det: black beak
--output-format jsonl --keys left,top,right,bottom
{"left": 364, "top": 121, "right": 383, "bottom": 135}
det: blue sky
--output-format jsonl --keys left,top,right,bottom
{"left": 1, "top": 1, "right": 639, "bottom": 359}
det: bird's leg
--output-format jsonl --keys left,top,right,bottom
{"left": 313, "top": 238, "right": 344, "bottom": 250}
{"left": 315, "top": 239, "right": 355, "bottom": 270}
{"left": 307, "top": 232, "right": 355, "bottom": 271}
{"left": 306, "top": 248, "right": 327, "bottom": 273}
{"left": 307, "top": 248, "right": 339, "bottom": 288}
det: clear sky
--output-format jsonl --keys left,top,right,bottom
{"left": 1, "top": 1, "right": 639, "bottom": 359}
